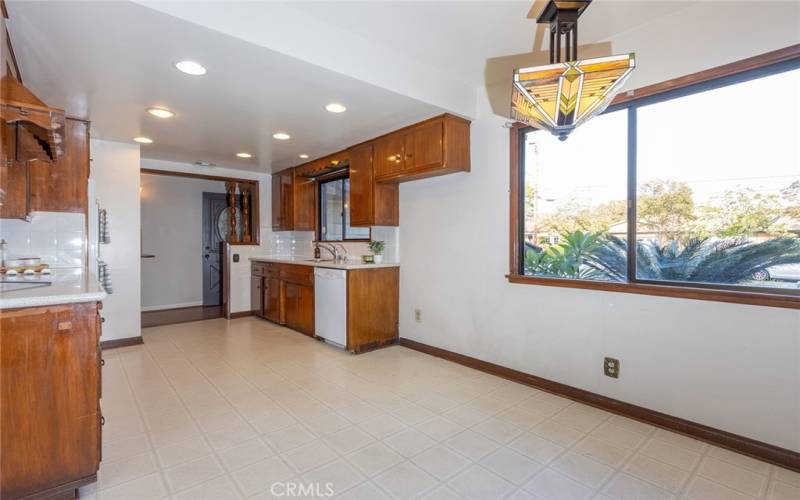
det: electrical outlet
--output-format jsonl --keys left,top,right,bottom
{"left": 414, "top": 309, "right": 422, "bottom": 323}
{"left": 604, "top": 357, "right": 620, "bottom": 378}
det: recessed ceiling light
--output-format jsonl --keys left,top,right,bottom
{"left": 133, "top": 136, "right": 153, "bottom": 144}
{"left": 175, "top": 60, "right": 207, "bottom": 76}
{"left": 236, "top": 152, "right": 252, "bottom": 159}
{"left": 272, "top": 132, "right": 291, "bottom": 140}
{"left": 325, "top": 103, "right": 347, "bottom": 113}
{"left": 147, "top": 107, "right": 175, "bottom": 118}
{"left": 298, "top": 154, "right": 309, "bottom": 159}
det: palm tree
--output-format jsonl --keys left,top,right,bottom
{"left": 585, "top": 235, "right": 800, "bottom": 284}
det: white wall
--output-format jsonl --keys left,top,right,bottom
{"left": 140, "top": 159, "right": 271, "bottom": 314}
{"left": 90, "top": 139, "right": 141, "bottom": 342}
{"left": 399, "top": 4, "right": 800, "bottom": 452}
{"left": 140, "top": 174, "right": 227, "bottom": 310}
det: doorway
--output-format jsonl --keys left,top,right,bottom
{"left": 140, "top": 169, "right": 260, "bottom": 328}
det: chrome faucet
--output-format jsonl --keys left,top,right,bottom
{"left": 333, "top": 243, "right": 349, "bottom": 262}
{"left": 315, "top": 242, "right": 348, "bottom": 262}
{"left": 316, "top": 242, "right": 338, "bottom": 261}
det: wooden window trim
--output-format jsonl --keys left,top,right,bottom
{"left": 140, "top": 167, "right": 260, "bottom": 246}
{"left": 508, "top": 45, "right": 800, "bottom": 310}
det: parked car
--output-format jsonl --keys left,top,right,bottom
{"left": 752, "top": 264, "right": 800, "bottom": 282}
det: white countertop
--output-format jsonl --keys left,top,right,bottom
{"left": 0, "top": 268, "right": 107, "bottom": 310}
{"left": 250, "top": 255, "right": 400, "bottom": 270}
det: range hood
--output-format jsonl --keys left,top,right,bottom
{"left": 0, "top": 76, "right": 65, "bottom": 162}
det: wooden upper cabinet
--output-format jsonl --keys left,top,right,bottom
{"left": 1, "top": 118, "right": 89, "bottom": 219}
{"left": 30, "top": 118, "right": 89, "bottom": 213}
{"left": 349, "top": 142, "right": 398, "bottom": 227}
{"left": 0, "top": 122, "right": 30, "bottom": 219}
{"left": 374, "top": 114, "right": 470, "bottom": 183}
{"left": 373, "top": 132, "right": 405, "bottom": 180}
{"left": 271, "top": 168, "right": 294, "bottom": 231}
{"left": 404, "top": 120, "right": 444, "bottom": 173}
{"left": 292, "top": 169, "right": 316, "bottom": 231}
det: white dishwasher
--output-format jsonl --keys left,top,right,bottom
{"left": 314, "top": 268, "right": 347, "bottom": 348}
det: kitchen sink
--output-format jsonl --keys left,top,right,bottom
{"left": 304, "top": 259, "right": 335, "bottom": 263}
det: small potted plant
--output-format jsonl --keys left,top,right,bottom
{"left": 369, "top": 240, "right": 385, "bottom": 264}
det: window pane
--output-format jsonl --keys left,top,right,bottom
{"left": 636, "top": 68, "right": 800, "bottom": 290}
{"left": 344, "top": 179, "right": 370, "bottom": 240}
{"left": 321, "top": 179, "right": 343, "bottom": 241}
{"left": 522, "top": 110, "right": 628, "bottom": 281}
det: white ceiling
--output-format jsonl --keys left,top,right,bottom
{"left": 285, "top": 1, "right": 692, "bottom": 85}
{"left": 7, "top": 1, "right": 767, "bottom": 173}
{"left": 6, "top": 1, "right": 444, "bottom": 172}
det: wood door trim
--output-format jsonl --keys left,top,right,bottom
{"left": 399, "top": 338, "right": 800, "bottom": 472}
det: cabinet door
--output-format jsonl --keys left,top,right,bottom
{"left": 403, "top": 120, "right": 444, "bottom": 173}
{"left": 263, "top": 276, "right": 281, "bottom": 323}
{"left": 29, "top": 118, "right": 89, "bottom": 213}
{"left": 271, "top": 169, "right": 294, "bottom": 231}
{"left": 0, "top": 122, "right": 29, "bottom": 220}
{"left": 1, "top": 303, "right": 100, "bottom": 499}
{"left": 373, "top": 133, "right": 405, "bottom": 180}
{"left": 348, "top": 143, "right": 373, "bottom": 227}
{"left": 251, "top": 276, "right": 263, "bottom": 316}
{"left": 284, "top": 283, "right": 315, "bottom": 336}
{"left": 0, "top": 159, "right": 29, "bottom": 219}
{"left": 292, "top": 170, "right": 316, "bottom": 231}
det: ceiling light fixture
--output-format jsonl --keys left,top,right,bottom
{"left": 325, "top": 103, "right": 347, "bottom": 113}
{"left": 147, "top": 107, "right": 175, "bottom": 118}
{"left": 236, "top": 152, "right": 252, "bottom": 158}
{"left": 511, "top": 0, "right": 635, "bottom": 141}
{"left": 133, "top": 136, "right": 153, "bottom": 144}
{"left": 272, "top": 132, "right": 291, "bottom": 140}
{"left": 175, "top": 60, "right": 207, "bottom": 76}
{"left": 298, "top": 154, "right": 309, "bottom": 159}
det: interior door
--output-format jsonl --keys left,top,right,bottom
{"left": 202, "top": 193, "right": 228, "bottom": 306}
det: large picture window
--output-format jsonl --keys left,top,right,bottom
{"left": 512, "top": 52, "right": 800, "bottom": 307}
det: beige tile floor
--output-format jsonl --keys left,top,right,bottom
{"left": 80, "top": 317, "right": 800, "bottom": 500}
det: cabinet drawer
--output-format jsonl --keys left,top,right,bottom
{"left": 252, "top": 262, "right": 266, "bottom": 277}
{"left": 279, "top": 264, "right": 314, "bottom": 287}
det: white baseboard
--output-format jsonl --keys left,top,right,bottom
{"left": 141, "top": 301, "right": 204, "bottom": 312}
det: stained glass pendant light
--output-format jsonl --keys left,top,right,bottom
{"left": 512, "top": 0, "right": 635, "bottom": 141}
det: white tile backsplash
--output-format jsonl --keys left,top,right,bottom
{"left": 266, "top": 226, "right": 399, "bottom": 262}
{"left": 0, "top": 212, "right": 87, "bottom": 268}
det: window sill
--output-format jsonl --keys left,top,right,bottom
{"left": 506, "top": 274, "right": 800, "bottom": 309}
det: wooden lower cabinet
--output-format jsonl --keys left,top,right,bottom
{"left": 283, "top": 282, "right": 314, "bottom": 336}
{"left": 251, "top": 275, "right": 263, "bottom": 315}
{"left": 251, "top": 261, "right": 399, "bottom": 353}
{"left": 346, "top": 267, "right": 399, "bottom": 353}
{"left": 263, "top": 275, "right": 282, "bottom": 324}
{"left": 1, "top": 301, "right": 102, "bottom": 499}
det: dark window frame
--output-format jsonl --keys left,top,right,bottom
{"left": 508, "top": 46, "right": 800, "bottom": 309}
{"left": 317, "top": 174, "right": 371, "bottom": 242}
